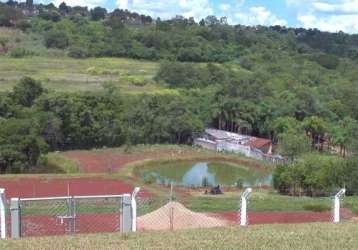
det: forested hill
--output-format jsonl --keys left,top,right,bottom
{"left": 1, "top": 1, "right": 358, "bottom": 62}
{"left": 0, "top": 1, "right": 357, "bottom": 173}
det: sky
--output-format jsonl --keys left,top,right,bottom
{"left": 14, "top": 0, "right": 358, "bottom": 33}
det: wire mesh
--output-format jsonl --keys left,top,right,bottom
{"left": 19, "top": 196, "right": 126, "bottom": 237}
{"left": 20, "top": 199, "right": 73, "bottom": 237}
{"left": 74, "top": 197, "right": 122, "bottom": 234}
{"left": 136, "top": 186, "right": 234, "bottom": 231}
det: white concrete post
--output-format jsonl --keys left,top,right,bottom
{"left": 0, "top": 189, "right": 6, "bottom": 239}
{"left": 240, "top": 188, "right": 252, "bottom": 226}
{"left": 131, "top": 187, "right": 140, "bottom": 232}
{"left": 333, "top": 188, "right": 346, "bottom": 223}
{"left": 10, "top": 198, "right": 21, "bottom": 239}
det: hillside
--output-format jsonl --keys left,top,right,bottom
{"left": 1, "top": 223, "right": 358, "bottom": 250}
{"left": 0, "top": 54, "right": 159, "bottom": 93}
{"left": 0, "top": 2, "right": 357, "bottom": 183}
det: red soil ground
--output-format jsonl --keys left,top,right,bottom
{"left": 209, "top": 208, "right": 353, "bottom": 225}
{"left": 0, "top": 177, "right": 147, "bottom": 199}
{"left": 17, "top": 209, "right": 354, "bottom": 238}
{"left": 21, "top": 213, "right": 121, "bottom": 237}
{"left": 64, "top": 149, "right": 181, "bottom": 173}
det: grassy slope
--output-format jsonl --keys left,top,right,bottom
{"left": 0, "top": 56, "right": 161, "bottom": 93}
{"left": 1, "top": 223, "right": 357, "bottom": 250}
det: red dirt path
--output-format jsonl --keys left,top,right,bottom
{"left": 64, "top": 149, "right": 192, "bottom": 173}
{"left": 0, "top": 177, "right": 147, "bottom": 199}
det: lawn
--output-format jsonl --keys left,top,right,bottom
{"left": 0, "top": 56, "right": 161, "bottom": 93}
{"left": 185, "top": 189, "right": 332, "bottom": 212}
{"left": 1, "top": 223, "right": 357, "bottom": 250}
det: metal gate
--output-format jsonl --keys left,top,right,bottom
{"left": 10, "top": 194, "right": 133, "bottom": 238}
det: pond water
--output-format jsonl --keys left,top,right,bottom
{"left": 140, "top": 161, "right": 272, "bottom": 188}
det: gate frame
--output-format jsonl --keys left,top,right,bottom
{"left": 11, "top": 193, "right": 137, "bottom": 238}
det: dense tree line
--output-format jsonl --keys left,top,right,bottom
{"left": 0, "top": 78, "right": 203, "bottom": 173}
{"left": 2, "top": 2, "right": 358, "bottom": 63}
{"left": 273, "top": 154, "right": 358, "bottom": 196}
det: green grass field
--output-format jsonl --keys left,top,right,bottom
{"left": 1, "top": 223, "right": 357, "bottom": 250}
{"left": 0, "top": 56, "right": 161, "bottom": 93}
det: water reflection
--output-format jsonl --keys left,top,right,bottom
{"left": 144, "top": 162, "right": 272, "bottom": 188}
{"left": 182, "top": 162, "right": 216, "bottom": 187}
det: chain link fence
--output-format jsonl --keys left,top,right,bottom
{"left": 10, "top": 194, "right": 133, "bottom": 238}
{"left": 136, "top": 185, "right": 236, "bottom": 231}
{"left": 0, "top": 186, "right": 349, "bottom": 239}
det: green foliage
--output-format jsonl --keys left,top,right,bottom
{"left": 90, "top": 7, "right": 107, "bottom": 21}
{"left": 39, "top": 10, "right": 61, "bottom": 22}
{"left": 0, "top": 118, "right": 48, "bottom": 173}
{"left": 44, "top": 30, "right": 69, "bottom": 49}
{"left": 278, "top": 131, "right": 311, "bottom": 160}
{"left": 273, "top": 153, "right": 348, "bottom": 196}
{"left": 308, "top": 53, "right": 340, "bottom": 70}
{"left": 9, "top": 48, "right": 34, "bottom": 58}
{"left": 68, "top": 46, "right": 88, "bottom": 58}
{"left": 12, "top": 77, "right": 44, "bottom": 107}
{"left": 302, "top": 203, "right": 330, "bottom": 212}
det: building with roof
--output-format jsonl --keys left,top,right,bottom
{"left": 194, "top": 129, "right": 283, "bottom": 163}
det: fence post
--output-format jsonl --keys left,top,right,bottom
{"left": 240, "top": 188, "right": 252, "bottom": 227}
{"left": 121, "top": 194, "right": 132, "bottom": 233}
{"left": 333, "top": 188, "right": 346, "bottom": 223}
{"left": 0, "top": 189, "right": 6, "bottom": 239}
{"left": 10, "top": 198, "right": 21, "bottom": 239}
{"left": 131, "top": 187, "right": 140, "bottom": 232}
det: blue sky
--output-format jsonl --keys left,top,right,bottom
{"left": 19, "top": 1, "right": 358, "bottom": 33}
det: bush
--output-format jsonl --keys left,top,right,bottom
{"left": 9, "top": 48, "right": 34, "bottom": 58}
{"left": 44, "top": 30, "right": 69, "bottom": 49}
{"left": 39, "top": 10, "right": 61, "bottom": 22}
{"left": 273, "top": 153, "right": 346, "bottom": 196}
{"left": 68, "top": 47, "right": 88, "bottom": 58}
{"left": 17, "top": 20, "right": 32, "bottom": 31}
{"left": 122, "top": 75, "right": 147, "bottom": 86}
{"left": 303, "top": 204, "right": 330, "bottom": 212}
{"left": 308, "top": 53, "right": 340, "bottom": 70}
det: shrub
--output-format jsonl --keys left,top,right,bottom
{"left": 44, "top": 30, "right": 69, "bottom": 49}
{"left": 273, "top": 153, "right": 346, "bottom": 197}
{"left": 9, "top": 48, "right": 34, "bottom": 58}
{"left": 68, "top": 47, "right": 88, "bottom": 59}
{"left": 303, "top": 204, "right": 330, "bottom": 212}
{"left": 122, "top": 75, "right": 147, "bottom": 86}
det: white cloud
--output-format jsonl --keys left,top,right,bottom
{"left": 235, "top": 6, "right": 287, "bottom": 26}
{"left": 298, "top": 13, "right": 358, "bottom": 33}
{"left": 219, "top": 4, "right": 231, "bottom": 12}
{"left": 312, "top": 0, "right": 358, "bottom": 14}
{"left": 289, "top": 0, "right": 358, "bottom": 33}
{"left": 116, "top": 0, "right": 213, "bottom": 20}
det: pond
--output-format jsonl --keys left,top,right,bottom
{"left": 138, "top": 161, "right": 272, "bottom": 188}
